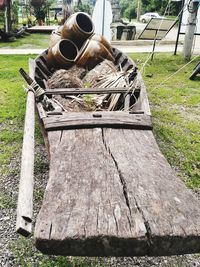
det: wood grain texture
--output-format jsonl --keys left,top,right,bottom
{"left": 43, "top": 112, "right": 152, "bottom": 131}
{"left": 34, "top": 49, "right": 200, "bottom": 256}
{"left": 16, "top": 90, "right": 35, "bottom": 237}
{"left": 45, "top": 87, "right": 140, "bottom": 95}
{"left": 16, "top": 59, "right": 36, "bottom": 236}
{"left": 34, "top": 128, "right": 200, "bottom": 256}
{"left": 131, "top": 72, "right": 151, "bottom": 116}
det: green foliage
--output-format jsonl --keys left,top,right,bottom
{"left": 141, "top": 0, "right": 181, "bottom": 15}
{"left": 35, "top": 154, "right": 49, "bottom": 174}
{"left": 119, "top": 0, "right": 182, "bottom": 18}
{"left": 0, "top": 10, "right": 4, "bottom": 28}
{"left": 119, "top": 0, "right": 137, "bottom": 20}
{"left": 12, "top": 1, "right": 19, "bottom": 28}
{"left": 32, "top": 0, "right": 54, "bottom": 22}
{"left": 83, "top": 94, "right": 96, "bottom": 110}
{"left": 0, "top": 33, "right": 50, "bottom": 49}
{"left": 0, "top": 55, "right": 30, "bottom": 177}
{"left": 11, "top": 237, "right": 106, "bottom": 266}
{"left": 74, "top": 3, "right": 91, "bottom": 14}
{"left": 141, "top": 0, "right": 167, "bottom": 13}
{"left": 0, "top": 192, "right": 16, "bottom": 208}
{"left": 33, "top": 6, "right": 46, "bottom": 21}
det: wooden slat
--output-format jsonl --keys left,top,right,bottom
{"left": 45, "top": 87, "right": 140, "bottom": 95}
{"left": 37, "top": 103, "right": 47, "bottom": 119}
{"left": 131, "top": 72, "right": 151, "bottom": 116}
{"left": 34, "top": 128, "right": 200, "bottom": 256}
{"left": 124, "top": 94, "right": 130, "bottom": 111}
{"left": 43, "top": 112, "right": 152, "bottom": 131}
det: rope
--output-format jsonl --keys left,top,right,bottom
{"left": 127, "top": 0, "right": 198, "bottom": 111}
{"left": 127, "top": 0, "right": 176, "bottom": 109}
{"left": 139, "top": 0, "right": 190, "bottom": 76}
{"left": 139, "top": 0, "right": 174, "bottom": 74}
{"left": 27, "top": 80, "right": 45, "bottom": 98}
{"left": 149, "top": 54, "right": 199, "bottom": 94}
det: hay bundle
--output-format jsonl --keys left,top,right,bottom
{"left": 83, "top": 60, "right": 137, "bottom": 111}
{"left": 46, "top": 60, "right": 137, "bottom": 112}
{"left": 47, "top": 68, "right": 84, "bottom": 89}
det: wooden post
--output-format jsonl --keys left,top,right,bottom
{"left": 5, "top": 0, "right": 12, "bottom": 33}
{"left": 174, "top": 0, "right": 185, "bottom": 55}
{"left": 151, "top": 37, "right": 157, "bottom": 61}
{"left": 102, "top": 0, "right": 106, "bottom": 36}
{"left": 137, "top": 0, "right": 141, "bottom": 22}
{"left": 183, "top": 1, "right": 199, "bottom": 60}
{"left": 16, "top": 59, "right": 35, "bottom": 237}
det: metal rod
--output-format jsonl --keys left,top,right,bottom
{"left": 174, "top": 0, "right": 185, "bottom": 55}
{"left": 102, "top": 0, "right": 106, "bottom": 36}
{"left": 151, "top": 37, "right": 157, "bottom": 61}
{"left": 19, "top": 68, "right": 33, "bottom": 85}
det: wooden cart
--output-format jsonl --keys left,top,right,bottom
{"left": 16, "top": 48, "right": 200, "bottom": 256}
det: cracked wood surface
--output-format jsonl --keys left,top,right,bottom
{"left": 34, "top": 128, "right": 200, "bottom": 256}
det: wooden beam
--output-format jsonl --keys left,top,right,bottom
{"left": 45, "top": 87, "right": 140, "bottom": 95}
{"left": 43, "top": 112, "right": 152, "bottom": 131}
{"left": 183, "top": 1, "right": 199, "bottom": 60}
{"left": 124, "top": 94, "right": 130, "bottom": 111}
{"left": 16, "top": 59, "right": 36, "bottom": 236}
{"left": 16, "top": 90, "right": 35, "bottom": 237}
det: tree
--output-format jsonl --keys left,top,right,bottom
{"left": 62, "top": 0, "right": 73, "bottom": 22}
{"left": 119, "top": 0, "right": 137, "bottom": 20}
{"left": 141, "top": 0, "right": 168, "bottom": 13}
{"left": 31, "top": 0, "right": 54, "bottom": 25}
{"left": 141, "top": 0, "right": 180, "bottom": 15}
{"left": 74, "top": 1, "right": 91, "bottom": 14}
{"left": 119, "top": 0, "right": 181, "bottom": 20}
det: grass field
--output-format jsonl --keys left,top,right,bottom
{"left": 0, "top": 53, "right": 199, "bottom": 265}
{"left": 131, "top": 53, "right": 200, "bottom": 188}
{"left": 0, "top": 33, "right": 50, "bottom": 49}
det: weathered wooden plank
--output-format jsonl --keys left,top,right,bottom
{"left": 16, "top": 59, "right": 36, "bottom": 236}
{"left": 37, "top": 103, "right": 47, "bottom": 119}
{"left": 131, "top": 72, "right": 151, "bottom": 116}
{"left": 45, "top": 87, "right": 140, "bottom": 95}
{"left": 35, "top": 129, "right": 147, "bottom": 256}
{"left": 124, "top": 94, "right": 130, "bottom": 111}
{"left": 34, "top": 128, "right": 200, "bottom": 256}
{"left": 102, "top": 128, "right": 200, "bottom": 255}
{"left": 43, "top": 112, "right": 152, "bottom": 131}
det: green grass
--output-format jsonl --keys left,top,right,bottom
{"left": 11, "top": 237, "right": 106, "bottom": 267}
{"left": 0, "top": 55, "right": 31, "bottom": 178}
{"left": 0, "top": 192, "right": 16, "bottom": 208}
{"left": 0, "top": 33, "right": 50, "bottom": 49}
{"left": 129, "top": 53, "right": 200, "bottom": 188}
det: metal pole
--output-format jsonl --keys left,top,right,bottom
{"left": 137, "top": 0, "right": 141, "bottom": 22}
{"left": 151, "top": 37, "right": 157, "bottom": 61}
{"left": 102, "top": 0, "right": 105, "bottom": 36}
{"left": 5, "top": 0, "right": 11, "bottom": 33}
{"left": 183, "top": 0, "right": 199, "bottom": 60}
{"left": 174, "top": 0, "right": 185, "bottom": 55}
